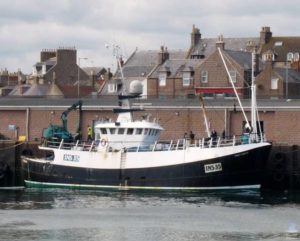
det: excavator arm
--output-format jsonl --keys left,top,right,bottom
{"left": 61, "top": 100, "right": 82, "bottom": 139}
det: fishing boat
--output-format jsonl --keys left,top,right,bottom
{"left": 21, "top": 47, "right": 271, "bottom": 190}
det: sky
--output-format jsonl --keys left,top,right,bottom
{"left": 1, "top": 0, "right": 300, "bottom": 74}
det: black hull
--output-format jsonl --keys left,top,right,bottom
{"left": 22, "top": 145, "right": 271, "bottom": 190}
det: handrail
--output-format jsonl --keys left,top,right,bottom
{"left": 42, "top": 132, "right": 266, "bottom": 153}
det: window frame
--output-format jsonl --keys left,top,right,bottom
{"left": 229, "top": 70, "right": 237, "bottom": 83}
{"left": 271, "top": 78, "right": 279, "bottom": 90}
{"left": 108, "top": 83, "right": 117, "bottom": 93}
{"left": 201, "top": 71, "right": 208, "bottom": 83}
{"left": 159, "top": 73, "right": 167, "bottom": 86}
{"left": 182, "top": 72, "right": 191, "bottom": 86}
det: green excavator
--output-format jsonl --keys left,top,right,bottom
{"left": 42, "top": 100, "right": 83, "bottom": 143}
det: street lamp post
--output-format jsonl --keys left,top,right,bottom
{"left": 286, "top": 53, "right": 293, "bottom": 99}
{"left": 78, "top": 57, "right": 88, "bottom": 98}
{"left": 286, "top": 59, "right": 289, "bottom": 99}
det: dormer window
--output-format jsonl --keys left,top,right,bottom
{"left": 287, "top": 52, "right": 294, "bottom": 61}
{"left": 294, "top": 53, "right": 300, "bottom": 61}
{"left": 182, "top": 72, "right": 191, "bottom": 86}
{"left": 108, "top": 83, "right": 117, "bottom": 93}
{"left": 159, "top": 73, "right": 167, "bottom": 86}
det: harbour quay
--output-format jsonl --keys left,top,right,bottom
{"left": 0, "top": 97, "right": 300, "bottom": 190}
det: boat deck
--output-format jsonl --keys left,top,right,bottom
{"left": 42, "top": 133, "right": 266, "bottom": 153}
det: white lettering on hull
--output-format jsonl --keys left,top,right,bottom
{"left": 63, "top": 154, "right": 80, "bottom": 162}
{"left": 204, "top": 162, "right": 222, "bottom": 173}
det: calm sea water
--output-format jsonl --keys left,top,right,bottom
{"left": 0, "top": 188, "right": 300, "bottom": 241}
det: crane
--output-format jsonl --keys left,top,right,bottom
{"left": 43, "top": 100, "right": 83, "bottom": 143}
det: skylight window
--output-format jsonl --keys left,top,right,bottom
{"left": 274, "top": 41, "right": 283, "bottom": 47}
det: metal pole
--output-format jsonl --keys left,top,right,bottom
{"left": 77, "top": 58, "right": 80, "bottom": 98}
{"left": 286, "top": 61, "right": 288, "bottom": 99}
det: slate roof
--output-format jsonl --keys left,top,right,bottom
{"left": 115, "top": 49, "right": 187, "bottom": 78}
{"left": 260, "top": 37, "right": 300, "bottom": 62}
{"left": 82, "top": 67, "right": 106, "bottom": 76}
{"left": 274, "top": 68, "right": 300, "bottom": 83}
{"left": 190, "top": 37, "right": 259, "bottom": 58}
{"left": 8, "top": 85, "right": 31, "bottom": 96}
{"left": 23, "top": 84, "right": 49, "bottom": 96}
{"left": 225, "top": 50, "right": 254, "bottom": 70}
{"left": 150, "top": 59, "right": 202, "bottom": 78}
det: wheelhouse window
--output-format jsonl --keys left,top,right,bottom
{"left": 182, "top": 72, "right": 191, "bottom": 86}
{"left": 144, "top": 128, "right": 149, "bottom": 135}
{"left": 159, "top": 73, "right": 167, "bottom": 86}
{"left": 118, "top": 128, "right": 125, "bottom": 134}
{"left": 100, "top": 128, "right": 107, "bottom": 134}
{"left": 136, "top": 128, "right": 143, "bottom": 135}
{"left": 229, "top": 70, "right": 237, "bottom": 83}
{"left": 127, "top": 128, "right": 134, "bottom": 135}
{"left": 201, "top": 71, "right": 208, "bottom": 83}
{"left": 271, "top": 78, "right": 279, "bottom": 90}
{"left": 109, "top": 128, "right": 116, "bottom": 134}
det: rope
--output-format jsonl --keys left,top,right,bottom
{"left": 0, "top": 142, "right": 25, "bottom": 151}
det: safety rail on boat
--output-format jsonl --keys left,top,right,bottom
{"left": 42, "top": 132, "right": 266, "bottom": 152}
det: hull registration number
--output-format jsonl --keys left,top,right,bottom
{"left": 204, "top": 162, "right": 222, "bottom": 173}
{"left": 63, "top": 154, "right": 80, "bottom": 162}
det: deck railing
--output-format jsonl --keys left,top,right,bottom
{"left": 43, "top": 132, "right": 266, "bottom": 153}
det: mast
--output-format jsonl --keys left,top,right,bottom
{"left": 199, "top": 95, "right": 211, "bottom": 137}
{"left": 251, "top": 50, "right": 258, "bottom": 138}
{"left": 199, "top": 94, "right": 210, "bottom": 137}
{"left": 112, "top": 45, "right": 134, "bottom": 123}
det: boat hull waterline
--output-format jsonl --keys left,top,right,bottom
{"left": 22, "top": 143, "right": 271, "bottom": 190}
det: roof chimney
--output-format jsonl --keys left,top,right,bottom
{"left": 158, "top": 46, "right": 169, "bottom": 65}
{"left": 191, "top": 24, "right": 201, "bottom": 48}
{"left": 260, "top": 26, "right": 272, "bottom": 45}
{"left": 216, "top": 35, "right": 225, "bottom": 50}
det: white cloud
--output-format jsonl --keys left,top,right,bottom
{"left": 0, "top": 0, "right": 300, "bottom": 73}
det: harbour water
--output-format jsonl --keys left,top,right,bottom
{"left": 0, "top": 188, "right": 300, "bottom": 241}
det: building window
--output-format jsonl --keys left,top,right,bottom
{"left": 287, "top": 52, "right": 294, "bottom": 62}
{"left": 229, "top": 70, "right": 237, "bottom": 83}
{"left": 108, "top": 83, "right": 117, "bottom": 93}
{"left": 294, "top": 52, "right": 300, "bottom": 61}
{"left": 159, "top": 73, "right": 167, "bottom": 86}
{"left": 182, "top": 72, "right": 191, "bottom": 86}
{"left": 271, "top": 78, "right": 278, "bottom": 90}
{"left": 201, "top": 71, "right": 208, "bottom": 83}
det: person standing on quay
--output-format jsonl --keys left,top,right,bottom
{"left": 87, "top": 125, "right": 93, "bottom": 142}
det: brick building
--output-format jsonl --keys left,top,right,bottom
{"left": 0, "top": 98, "right": 300, "bottom": 146}
{"left": 29, "top": 47, "right": 89, "bottom": 86}
{"left": 0, "top": 69, "right": 26, "bottom": 96}
{"left": 113, "top": 25, "right": 300, "bottom": 100}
